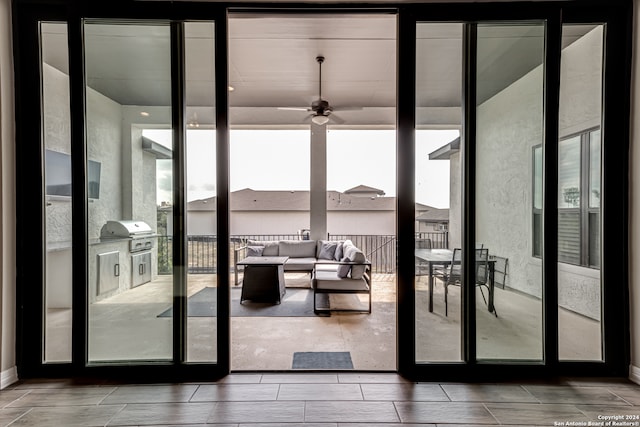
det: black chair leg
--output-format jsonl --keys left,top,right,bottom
{"left": 444, "top": 283, "right": 448, "bottom": 317}
{"left": 479, "top": 286, "right": 488, "bottom": 305}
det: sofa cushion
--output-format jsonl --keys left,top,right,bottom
{"left": 336, "top": 257, "right": 351, "bottom": 278}
{"left": 279, "top": 240, "right": 317, "bottom": 258}
{"left": 246, "top": 245, "right": 264, "bottom": 257}
{"left": 284, "top": 257, "right": 316, "bottom": 271}
{"left": 314, "top": 270, "right": 369, "bottom": 291}
{"left": 247, "top": 240, "right": 279, "bottom": 256}
{"left": 318, "top": 241, "right": 338, "bottom": 260}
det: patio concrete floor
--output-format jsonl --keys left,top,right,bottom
{"left": 45, "top": 272, "right": 601, "bottom": 368}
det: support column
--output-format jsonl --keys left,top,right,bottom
{"left": 310, "top": 124, "right": 327, "bottom": 240}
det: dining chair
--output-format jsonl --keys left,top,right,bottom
{"left": 415, "top": 238, "right": 432, "bottom": 277}
{"left": 432, "top": 248, "right": 462, "bottom": 316}
{"left": 475, "top": 248, "right": 498, "bottom": 317}
{"left": 433, "top": 248, "right": 497, "bottom": 317}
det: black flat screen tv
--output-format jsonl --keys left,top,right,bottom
{"left": 45, "top": 149, "right": 101, "bottom": 199}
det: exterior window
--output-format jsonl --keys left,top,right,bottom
{"left": 557, "top": 129, "right": 601, "bottom": 268}
{"left": 532, "top": 129, "right": 601, "bottom": 268}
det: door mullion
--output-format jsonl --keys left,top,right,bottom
{"left": 462, "top": 22, "right": 477, "bottom": 364}
{"left": 171, "top": 21, "right": 187, "bottom": 364}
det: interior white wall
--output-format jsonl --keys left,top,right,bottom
{"left": 0, "top": 0, "right": 17, "bottom": 387}
{"left": 629, "top": 0, "right": 640, "bottom": 383}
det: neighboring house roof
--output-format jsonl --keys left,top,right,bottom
{"left": 415, "top": 202, "right": 433, "bottom": 212}
{"left": 186, "top": 188, "right": 448, "bottom": 215}
{"left": 343, "top": 185, "right": 386, "bottom": 196}
{"left": 429, "top": 136, "right": 460, "bottom": 160}
{"left": 186, "top": 188, "right": 399, "bottom": 212}
{"left": 416, "top": 208, "right": 450, "bottom": 223}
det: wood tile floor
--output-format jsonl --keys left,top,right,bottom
{"left": 2, "top": 373, "right": 640, "bottom": 426}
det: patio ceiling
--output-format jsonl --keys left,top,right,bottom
{"left": 41, "top": 16, "right": 595, "bottom": 130}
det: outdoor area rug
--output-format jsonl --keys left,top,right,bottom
{"left": 157, "top": 287, "right": 329, "bottom": 318}
{"left": 292, "top": 351, "right": 354, "bottom": 369}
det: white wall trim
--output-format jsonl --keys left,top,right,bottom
{"left": 630, "top": 365, "right": 640, "bottom": 385}
{"left": 0, "top": 366, "right": 17, "bottom": 389}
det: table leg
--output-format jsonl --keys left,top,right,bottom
{"left": 429, "top": 262, "right": 434, "bottom": 313}
{"left": 488, "top": 263, "right": 495, "bottom": 313}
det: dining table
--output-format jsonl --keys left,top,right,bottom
{"left": 415, "top": 248, "right": 496, "bottom": 314}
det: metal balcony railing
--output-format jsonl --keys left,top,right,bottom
{"left": 156, "top": 231, "right": 448, "bottom": 275}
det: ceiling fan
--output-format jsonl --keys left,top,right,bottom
{"left": 278, "top": 55, "right": 360, "bottom": 125}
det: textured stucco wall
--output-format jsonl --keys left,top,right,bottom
{"left": 449, "top": 152, "right": 461, "bottom": 250}
{"left": 226, "top": 210, "right": 396, "bottom": 236}
{"left": 86, "top": 88, "right": 123, "bottom": 240}
{"left": 476, "top": 64, "right": 544, "bottom": 298}
{"left": 475, "top": 26, "right": 604, "bottom": 320}
{"left": 43, "top": 64, "right": 73, "bottom": 246}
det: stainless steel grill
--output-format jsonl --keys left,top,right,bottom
{"left": 100, "top": 220, "right": 155, "bottom": 288}
{"left": 100, "top": 220, "right": 154, "bottom": 253}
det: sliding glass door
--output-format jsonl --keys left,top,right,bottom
{"left": 401, "top": 2, "right": 629, "bottom": 378}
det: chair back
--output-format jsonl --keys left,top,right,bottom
{"left": 493, "top": 256, "right": 509, "bottom": 289}
{"left": 475, "top": 248, "right": 489, "bottom": 285}
{"left": 416, "top": 238, "right": 432, "bottom": 249}
{"left": 448, "top": 248, "right": 462, "bottom": 278}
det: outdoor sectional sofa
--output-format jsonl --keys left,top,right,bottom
{"left": 234, "top": 239, "right": 372, "bottom": 313}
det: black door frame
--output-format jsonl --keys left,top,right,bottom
{"left": 13, "top": 0, "right": 632, "bottom": 381}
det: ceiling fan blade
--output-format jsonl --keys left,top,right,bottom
{"left": 328, "top": 113, "right": 345, "bottom": 124}
{"left": 331, "top": 106, "right": 363, "bottom": 112}
{"left": 277, "top": 107, "right": 312, "bottom": 111}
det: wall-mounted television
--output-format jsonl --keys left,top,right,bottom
{"left": 45, "top": 149, "right": 101, "bottom": 199}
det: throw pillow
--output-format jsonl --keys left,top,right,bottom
{"left": 334, "top": 241, "right": 344, "bottom": 261}
{"left": 318, "top": 241, "right": 338, "bottom": 260}
{"left": 262, "top": 242, "right": 279, "bottom": 256}
{"left": 246, "top": 246, "right": 264, "bottom": 257}
{"left": 337, "top": 257, "right": 351, "bottom": 278}
{"left": 349, "top": 249, "right": 367, "bottom": 280}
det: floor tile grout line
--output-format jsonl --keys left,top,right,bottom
{"left": 439, "top": 383, "right": 453, "bottom": 402}
{"left": 102, "top": 403, "right": 128, "bottom": 427}
{"left": 96, "top": 384, "right": 119, "bottom": 405}
{"left": 607, "top": 388, "right": 637, "bottom": 406}
{"left": 519, "top": 383, "right": 543, "bottom": 404}
{"left": 482, "top": 401, "right": 504, "bottom": 426}
{"left": 391, "top": 400, "right": 403, "bottom": 423}
{"left": 187, "top": 383, "right": 201, "bottom": 403}
{"left": 5, "top": 406, "right": 34, "bottom": 427}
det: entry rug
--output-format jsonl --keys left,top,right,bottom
{"left": 292, "top": 351, "right": 354, "bottom": 369}
{"left": 157, "top": 287, "right": 329, "bottom": 318}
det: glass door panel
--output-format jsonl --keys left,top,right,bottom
{"left": 184, "top": 22, "right": 217, "bottom": 362}
{"left": 414, "top": 22, "right": 463, "bottom": 362}
{"left": 85, "top": 22, "right": 173, "bottom": 362}
{"left": 557, "top": 24, "right": 604, "bottom": 360}
{"left": 41, "top": 22, "right": 73, "bottom": 363}
{"left": 475, "top": 23, "right": 545, "bottom": 360}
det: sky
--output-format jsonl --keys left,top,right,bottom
{"left": 144, "top": 128, "right": 458, "bottom": 209}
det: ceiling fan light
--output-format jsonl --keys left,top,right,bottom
{"left": 312, "top": 114, "right": 330, "bottom": 125}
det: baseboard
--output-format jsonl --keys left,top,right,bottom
{"left": 629, "top": 364, "right": 640, "bottom": 385}
{"left": 0, "top": 366, "right": 18, "bottom": 389}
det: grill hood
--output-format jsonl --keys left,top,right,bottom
{"left": 100, "top": 220, "right": 153, "bottom": 238}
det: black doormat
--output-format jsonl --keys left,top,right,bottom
{"left": 292, "top": 351, "right": 354, "bottom": 369}
{"left": 157, "top": 287, "right": 329, "bottom": 318}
